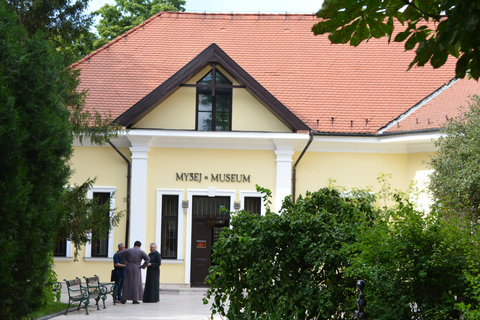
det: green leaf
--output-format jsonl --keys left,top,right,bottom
{"left": 328, "top": 19, "right": 360, "bottom": 44}
{"left": 403, "top": 3, "right": 422, "bottom": 21}
{"left": 394, "top": 29, "right": 412, "bottom": 43}
{"left": 404, "top": 33, "right": 418, "bottom": 50}
{"left": 455, "top": 52, "right": 471, "bottom": 78}
{"left": 366, "top": 16, "right": 388, "bottom": 39}
{"left": 312, "top": 20, "right": 337, "bottom": 35}
{"left": 414, "top": 38, "right": 435, "bottom": 67}
{"left": 430, "top": 49, "right": 449, "bottom": 69}
{"left": 351, "top": 18, "right": 370, "bottom": 46}
{"left": 317, "top": 0, "right": 349, "bottom": 19}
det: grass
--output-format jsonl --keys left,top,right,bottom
{"left": 21, "top": 302, "right": 73, "bottom": 320}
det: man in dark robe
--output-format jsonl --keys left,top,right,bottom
{"left": 118, "top": 240, "right": 150, "bottom": 304}
{"left": 143, "top": 243, "right": 162, "bottom": 302}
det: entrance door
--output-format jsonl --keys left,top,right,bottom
{"left": 191, "top": 196, "right": 230, "bottom": 287}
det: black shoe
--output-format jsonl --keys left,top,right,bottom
{"left": 121, "top": 300, "right": 126, "bottom": 304}
{"left": 133, "top": 301, "right": 140, "bottom": 304}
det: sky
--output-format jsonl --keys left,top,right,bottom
{"left": 87, "top": 0, "right": 324, "bottom": 15}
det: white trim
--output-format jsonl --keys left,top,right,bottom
{"left": 128, "top": 138, "right": 151, "bottom": 248}
{"left": 83, "top": 258, "right": 112, "bottom": 262}
{"left": 162, "top": 259, "right": 184, "bottom": 264}
{"left": 274, "top": 149, "right": 294, "bottom": 212}
{"left": 185, "top": 188, "right": 236, "bottom": 284}
{"left": 66, "top": 240, "right": 72, "bottom": 258}
{"left": 378, "top": 78, "right": 458, "bottom": 134}
{"left": 156, "top": 189, "right": 185, "bottom": 260}
{"left": 74, "top": 128, "right": 442, "bottom": 154}
{"left": 54, "top": 257, "right": 72, "bottom": 262}
{"left": 84, "top": 186, "right": 116, "bottom": 259}
{"left": 239, "top": 190, "right": 266, "bottom": 215}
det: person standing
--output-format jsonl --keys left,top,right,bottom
{"left": 113, "top": 243, "right": 127, "bottom": 302}
{"left": 118, "top": 240, "right": 150, "bottom": 304}
{"left": 143, "top": 243, "right": 161, "bottom": 302}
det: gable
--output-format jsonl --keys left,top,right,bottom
{"left": 114, "top": 43, "right": 309, "bottom": 132}
{"left": 133, "top": 65, "right": 291, "bottom": 132}
{"left": 72, "top": 12, "right": 462, "bottom": 135}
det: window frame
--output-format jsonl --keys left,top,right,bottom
{"left": 90, "top": 192, "right": 111, "bottom": 258}
{"left": 239, "top": 190, "right": 266, "bottom": 216}
{"left": 84, "top": 186, "right": 116, "bottom": 259}
{"left": 195, "top": 64, "right": 233, "bottom": 131}
{"left": 156, "top": 189, "right": 184, "bottom": 261}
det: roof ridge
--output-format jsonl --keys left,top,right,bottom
{"left": 378, "top": 78, "right": 458, "bottom": 134}
{"left": 70, "top": 11, "right": 319, "bottom": 69}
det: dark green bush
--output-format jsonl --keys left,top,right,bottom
{"left": 205, "top": 187, "right": 375, "bottom": 319}
{"left": 0, "top": 3, "right": 72, "bottom": 318}
{"left": 348, "top": 194, "right": 480, "bottom": 320}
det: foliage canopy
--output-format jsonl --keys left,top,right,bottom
{"left": 205, "top": 187, "right": 376, "bottom": 319}
{"left": 0, "top": 3, "right": 73, "bottom": 318}
{"left": 429, "top": 95, "right": 480, "bottom": 219}
{"left": 313, "top": 0, "right": 480, "bottom": 79}
{"left": 94, "top": 0, "right": 185, "bottom": 48}
{"left": 348, "top": 195, "right": 478, "bottom": 320}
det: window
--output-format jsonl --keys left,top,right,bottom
{"left": 53, "top": 234, "right": 67, "bottom": 257}
{"left": 244, "top": 197, "right": 262, "bottom": 215}
{"left": 161, "top": 195, "right": 178, "bottom": 259}
{"left": 91, "top": 192, "right": 111, "bottom": 257}
{"left": 196, "top": 65, "right": 232, "bottom": 131}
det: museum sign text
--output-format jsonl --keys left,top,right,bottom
{"left": 176, "top": 172, "right": 250, "bottom": 183}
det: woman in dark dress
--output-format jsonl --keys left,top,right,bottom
{"left": 143, "top": 243, "right": 161, "bottom": 302}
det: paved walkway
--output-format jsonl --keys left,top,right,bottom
{"left": 51, "top": 286, "right": 225, "bottom": 320}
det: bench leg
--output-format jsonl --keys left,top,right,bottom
{"left": 102, "top": 295, "right": 107, "bottom": 309}
{"left": 64, "top": 301, "right": 72, "bottom": 315}
{"left": 84, "top": 299, "right": 90, "bottom": 315}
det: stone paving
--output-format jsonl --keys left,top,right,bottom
{"left": 51, "top": 285, "right": 225, "bottom": 320}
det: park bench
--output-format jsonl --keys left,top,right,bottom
{"left": 64, "top": 278, "right": 90, "bottom": 315}
{"left": 83, "top": 275, "right": 109, "bottom": 311}
{"left": 98, "top": 276, "right": 116, "bottom": 305}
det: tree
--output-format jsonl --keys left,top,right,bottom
{"left": 205, "top": 187, "right": 375, "bottom": 319}
{"left": 0, "top": 3, "right": 74, "bottom": 318}
{"left": 60, "top": 178, "right": 123, "bottom": 261}
{"left": 0, "top": 1, "right": 124, "bottom": 318}
{"left": 428, "top": 95, "right": 480, "bottom": 219}
{"left": 5, "top": 0, "right": 98, "bottom": 64}
{"left": 94, "top": 0, "right": 185, "bottom": 49}
{"left": 312, "top": 0, "right": 480, "bottom": 79}
{"left": 348, "top": 194, "right": 478, "bottom": 320}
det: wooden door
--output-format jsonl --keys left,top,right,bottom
{"left": 190, "top": 196, "right": 230, "bottom": 287}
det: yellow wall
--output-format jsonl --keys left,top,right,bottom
{"left": 55, "top": 145, "right": 130, "bottom": 282}
{"left": 232, "top": 88, "right": 290, "bottom": 132}
{"left": 294, "top": 151, "right": 433, "bottom": 197}
{"left": 146, "top": 147, "right": 275, "bottom": 192}
{"left": 55, "top": 143, "right": 435, "bottom": 284}
{"left": 134, "top": 87, "right": 197, "bottom": 130}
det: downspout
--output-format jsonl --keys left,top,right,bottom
{"left": 292, "top": 130, "right": 314, "bottom": 204}
{"left": 108, "top": 140, "right": 131, "bottom": 248}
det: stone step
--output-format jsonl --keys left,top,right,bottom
{"left": 160, "top": 284, "right": 209, "bottom": 295}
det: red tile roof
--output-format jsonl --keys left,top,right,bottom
{"left": 73, "top": 12, "right": 471, "bottom": 134}
{"left": 385, "top": 78, "right": 480, "bottom": 133}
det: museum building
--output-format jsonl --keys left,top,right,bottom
{"left": 53, "top": 12, "right": 480, "bottom": 287}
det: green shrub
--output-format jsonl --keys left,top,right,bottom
{"left": 205, "top": 187, "right": 375, "bottom": 319}
{"left": 348, "top": 194, "right": 479, "bottom": 320}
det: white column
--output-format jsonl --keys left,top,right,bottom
{"left": 128, "top": 136, "right": 152, "bottom": 249}
{"left": 274, "top": 149, "right": 295, "bottom": 212}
